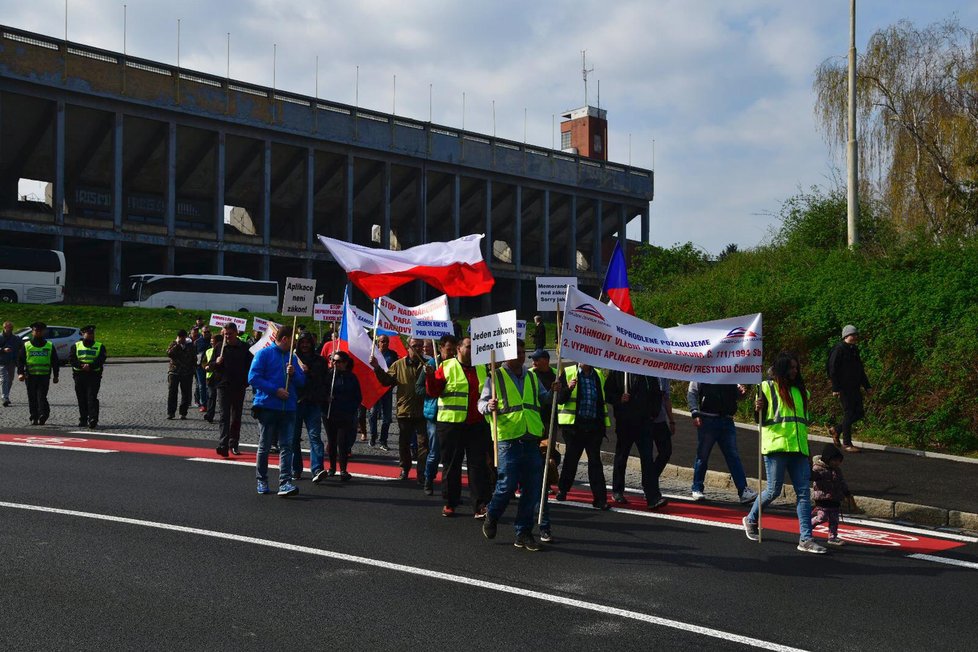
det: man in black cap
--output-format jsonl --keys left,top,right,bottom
{"left": 828, "top": 324, "right": 871, "bottom": 453}
{"left": 69, "top": 325, "right": 107, "bottom": 428}
{"left": 17, "top": 321, "right": 59, "bottom": 425}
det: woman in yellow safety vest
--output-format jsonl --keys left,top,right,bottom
{"left": 742, "top": 351, "right": 826, "bottom": 554}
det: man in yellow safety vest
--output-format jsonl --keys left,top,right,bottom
{"left": 69, "top": 325, "right": 106, "bottom": 428}
{"left": 17, "top": 321, "right": 59, "bottom": 426}
{"left": 555, "top": 362, "right": 611, "bottom": 510}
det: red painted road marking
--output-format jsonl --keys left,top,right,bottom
{"left": 1, "top": 433, "right": 967, "bottom": 555}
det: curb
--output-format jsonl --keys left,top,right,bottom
{"left": 557, "top": 443, "right": 978, "bottom": 535}
{"left": 672, "top": 409, "right": 978, "bottom": 465}
{"left": 105, "top": 357, "right": 169, "bottom": 365}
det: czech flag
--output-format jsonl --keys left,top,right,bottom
{"left": 318, "top": 234, "right": 494, "bottom": 299}
{"left": 337, "top": 292, "right": 392, "bottom": 410}
{"left": 602, "top": 241, "right": 635, "bottom": 315}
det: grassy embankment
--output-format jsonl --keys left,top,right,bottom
{"left": 632, "top": 243, "right": 978, "bottom": 456}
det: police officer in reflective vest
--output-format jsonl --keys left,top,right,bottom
{"left": 69, "top": 325, "right": 106, "bottom": 428}
{"left": 555, "top": 362, "right": 612, "bottom": 509}
{"left": 477, "top": 339, "right": 555, "bottom": 550}
{"left": 17, "top": 321, "right": 59, "bottom": 425}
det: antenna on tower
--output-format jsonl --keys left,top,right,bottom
{"left": 581, "top": 50, "right": 594, "bottom": 105}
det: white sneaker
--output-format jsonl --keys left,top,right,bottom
{"left": 691, "top": 491, "right": 706, "bottom": 502}
{"left": 739, "top": 488, "right": 758, "bottom": 504}
{"left": 742, "top": 516, "right": 758, "bottom": 541}
{"left": 797, "top": 539, "right": 828, "bottom": 554}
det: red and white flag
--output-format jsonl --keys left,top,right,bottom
{"left": 318, "top": 234, "right": 494, "bottom": 299}
{"left": 337, "top": 295, "right": 391, "bottom": 410}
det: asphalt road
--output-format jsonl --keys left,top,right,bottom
{"left": 1, "top": 361, "right": 974, "bottom": 513}
{"left": 1, "top": 433, "right": 976, "bottom": 651}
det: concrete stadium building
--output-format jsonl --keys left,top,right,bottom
{"left": 0, "top": 25, "right": 653, "bottom": 314}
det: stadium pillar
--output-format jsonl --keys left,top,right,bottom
{"left": 640, "top": 204, "right": 649, "bottom": 244}
{"left": 305, "top": 147, "right": 315, "bottom": 279}
{"left": 514, "top": 184, "right": 522, "bottom": 312}
{"left": 166, "top": 122, "right": 176, "bottom": 239}
{"left": 262, "top": 140, "right": 271, "bottom": 248}
{"left": 618, "top": 204, "right": 627, "bottom": 254}
{"left": 593, "top": 198, "right": 603, "bottom": 273}
{"left": 415, "top": 165, "right": 427, "bottom": 304}
{"left": 112, "top": 113, "right": 123, "bottom": 232}
{"left": 53, "top": 100, "right": 65, "bottom": 251}
{"left": 382, "top": 161, "right": 391, "bottom": 249}
{"left": 569, "top": 194, "right": 577, "bottom": 271}
{"left": 543, "top": 189, "right": 551, "bottom": 273}
{"left": 451, "top": 173, "right": 460, "bottom": 316}
{"left": 166, "top": 245, "right": 175, "bottom": 274}
{"left": 345, "top": 154, "right": 354, "bottom": 242}
{"left": 483, "top": 178, "right": 493, "bottom": 315}
{"left": 215, "top": 132, "right": 225, "bottom": 275}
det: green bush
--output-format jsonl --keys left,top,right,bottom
{"left": 633, "top": 242, "right": 978, "bottom": 454}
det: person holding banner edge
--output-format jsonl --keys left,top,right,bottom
{"left": 479, "top": 339, "right": 555, "bottom": 551}
{"left": 742, "top": 351, "right": 826, "bottom": 554}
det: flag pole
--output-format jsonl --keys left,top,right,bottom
{"left": 369, "top": 299, "right": 380, "bottom": 361}
{"left": 538, "top": 291, "right": 566, "bottom": 525}
{"left": 326, "top": 318, "right": 341, "bottom": 419}
{"left": 756, "top": 386, "right": 764, "bottom": 543}
{"left": 489, "top": 348, "right": 499, "bottom": 468}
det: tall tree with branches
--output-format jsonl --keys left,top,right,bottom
{"left": 814, "top": 19, "right": 978, "bottom": 239}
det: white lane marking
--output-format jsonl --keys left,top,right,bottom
{"left": 0, "top": 501, "right": 807, "bottom": 652}
{"left": 907, "top": 554, "right": 978, "bottom": 570}
{"left": 68, "top": 431, "right": 161, "bottom": 439}
{"left": 0, "top": 442, "right": 115, "bottom": 453}
{"left": 185, "top": 458, "right": 397, "bottom": 481}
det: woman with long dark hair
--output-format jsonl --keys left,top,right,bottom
{"left": 316, "top": 350, "right": 362, "bottom": 482}
{"left": 742, "top": 351, "right": 826, "bottom": 554}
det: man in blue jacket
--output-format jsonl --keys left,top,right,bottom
{"left": 248, "top": 326, "right": 306, "bottom": 497}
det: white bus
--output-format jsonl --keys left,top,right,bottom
{"left": 123, "top": 274, "right": 279, "bottom": 312}
{"left": 0, "top": 246, "right": 66, "bottom": 304}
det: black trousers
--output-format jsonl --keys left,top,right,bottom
{"left": 217, "top": 384, "right": 246, "bottom": 450}
{"left": 834, "top": 390, "right": 865, "bottom": 446}
{"left": 611, "top": 419, "right": 673, "bottom": 501}
{"left": 26, "top": 375, "right": 51, "bottom": 421}
{"left": 558, "top": 419, "right": 607, "bottom": 504}
{"left": 73, "top": 373, "right": 101, "bottom": 425}
{"left": 438, "top": 420, "right": 491, "bottom": 509}
{"left": 205, "top": 382, "right": 218, "bottom": 421}
{"left": 397, "top": 416, "right": 429, "bottom": 479}
{"left": 325, "top": 415, "right": 356, "bottom": 472}
{"left": 167, "top": 373, "right": 193, "bottom": 417}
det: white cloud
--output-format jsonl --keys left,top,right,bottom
{"left": 4, "top": 0, "right": 976, "bottom": 254}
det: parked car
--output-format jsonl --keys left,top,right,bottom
{"left": 15, "top": 325, "right": 82, "bottom": 365}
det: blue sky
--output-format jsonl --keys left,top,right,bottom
{"left": 5, "top": 1, "right": 976, "bottom": 254}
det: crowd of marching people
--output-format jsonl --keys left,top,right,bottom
{"left": 0, "top": 315, "right": 872, "bottom": 554}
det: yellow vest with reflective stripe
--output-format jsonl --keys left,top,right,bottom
{"left": 492, "top": 366, "right": 544, "bottom": 441}
{"left": 759, "top": 380, "right": 810, "bottom": 455}
{"left": 557, "top": 366, "right": 610, "bottom": 426}
{"left": 436, "top": 358, "right": 488, "bottom": 423}
{"left": 25, "top": 341, "right": 53, "bottom": 376}
{"left": 204, "top": 347, "right": 216, "bottom": 380}
{"left": 73, "top": 340, "right": 104, "bottom": 372}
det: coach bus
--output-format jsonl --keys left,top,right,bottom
{"left": 123, "top": 274, "right": 279, "bottom": 312}
{"left": 0, "top": 246, "right": 66, "bottom": 304}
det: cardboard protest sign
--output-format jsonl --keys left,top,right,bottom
{"left": 282, "top": 277, "right": 316, "bottom": 317}
{"left": 314, "top": 303, "right": 343, "bottom": 322}
{"left": 516, "top": 320, "right": 527, "bottom": 340}
{"left": 470, "top": 310, "right": 518, "bottom": 365}
{"left": 536, "top": 276, "right": 578, "bottom": 311}
{"left": 209, "top": 313, "right": 247, "bottom": 332}
{"left": 560, "top": 286, "right": 763, "bottom": 384}
{"left": 376, "top": 294, "right": 452, "bottom": 339}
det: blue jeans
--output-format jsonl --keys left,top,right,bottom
{"left": 746, "top": 452, "right": 813, "bottom": 541}
{"left": 424, "top": 419, "right": 439, "bottom": 483}
{"left": 256, "top": 408, "right": 296, "bottom": 485}
{"left": 293, "top": 402, "right": 323, "bottom": 474}
{"left": 195, "top": 366, "right": 208, "bottom": 406}
{"left": 369, "top": 391, "right": 393, "bottom": 445}
{"left": 691, "top": 415, "right": 748, "bottom": 494}
{"left": 487, "top": 437, "right": 544, "bottom": 535}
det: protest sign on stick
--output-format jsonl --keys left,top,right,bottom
{"left": 469, "top": 310, "right": 518, "bottom": 366}
{"left": 281, "top": 277, "right": 316, "bottom": 392}
{"left": 209, "top": 313, "right": 247, "bottom": 333}
{"left": 538, "top": 290, "right": 567, "bottom": 525}
{"left": 536, "top": 276, "right": 578, "bottom": 311}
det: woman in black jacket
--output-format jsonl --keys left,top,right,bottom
{"left": 316, "top": 350, "right": 362, "bottom": 482}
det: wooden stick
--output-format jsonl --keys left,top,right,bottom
{"left": 368, "top": 300, "right": 380, "bottom": 362}
{"left": 489, "top": 348, "right": 499, "bottom": 468}
{"left": 538, "top": 303, "right": 563, "bottom": 525}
